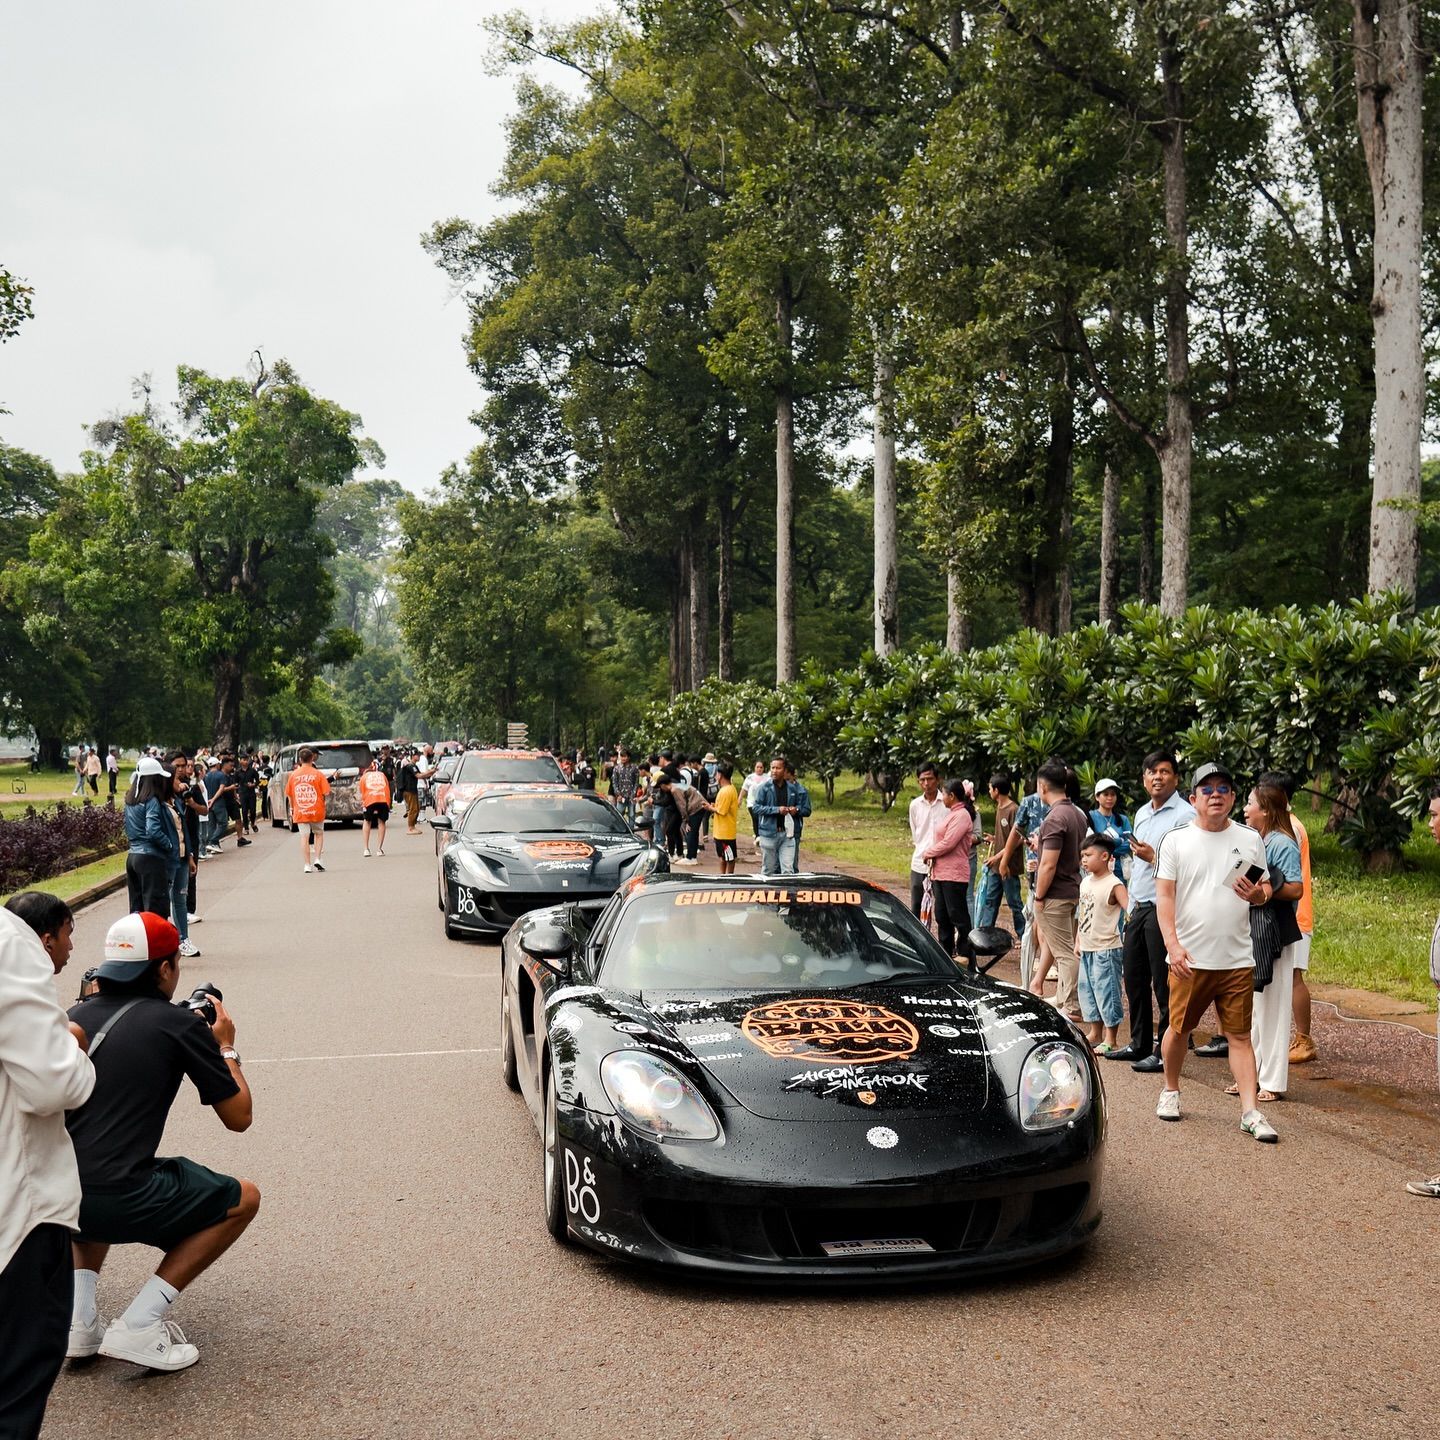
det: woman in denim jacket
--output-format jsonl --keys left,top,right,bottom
{"left": 123, "top": 757, "right": 179, "bottom": 915}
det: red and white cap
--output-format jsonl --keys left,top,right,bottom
{"left": 98, "top": 911, "right": 181, "bottom": 979}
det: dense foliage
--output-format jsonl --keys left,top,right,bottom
{"left": 0, "top": 802, "right": 125, "bottom": 894}
{"left": 637, "top": 596, "right": 1439, "bottom": 866}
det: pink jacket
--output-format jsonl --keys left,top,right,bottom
{"left": 923, "top": 804, "right": 974, "bottom": 883}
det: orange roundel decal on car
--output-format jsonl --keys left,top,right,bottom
{"left": 741, "top": 999, "right": 920, "bottom": 1065}
{"left": 522, "top": 841, "right": 595, "bottom": 860}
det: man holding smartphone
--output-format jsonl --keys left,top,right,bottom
{"left": 1153, "top": 761, "right": 1278, "bottom": 1142}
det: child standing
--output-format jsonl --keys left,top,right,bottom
{"left": 1076, "top": 833, "right": 1128, "bottom": 1053}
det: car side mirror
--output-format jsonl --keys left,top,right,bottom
{"left": 521, "top": 924, "right": 573, "bottom": 977}
{"left": 429, "top": 816, "right": 452, "bottom": 830}
{"left": 965, "top": 925, "right": 1013, "bottom": 977}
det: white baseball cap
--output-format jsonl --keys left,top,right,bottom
{"left": 134, "top": 755, "right": 171, "bottom": 779}
{"left": 1093, "top": 777, "right": 1120, "bottom": 796}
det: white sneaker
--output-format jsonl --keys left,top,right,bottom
{"left": 99, "top": 1317, "right": 200, "bottom": 1372}
{"left": 303, "top": 864, "right": 313, "bottom": 874}
{"left": 179, "top": 939, "right": 201, "bottom": 958}
{"left": 1241, "top": 1108, "right": 1279, "bottom": 1143}
{"left": 187, "top": 913, "right": 201, "bottom": 925}
{"left": 1156, "top": 1089, "right": 1181, "bottom": 1121}
{"left": 363, "top": 848, "right": 371, "bottom": 857}
{"left": 205, "top": 845, "right": 221, "bottom": 856}
{"left": 67, "top": 1313, "right": 105, "bottom": 1358}
{"left": 313, "top": 860, "right": 326, "bottom": 872}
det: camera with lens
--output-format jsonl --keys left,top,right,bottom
{"left": 181, "top": 983, "right": 224, "bottom": 1025}
{"left": 77, "top": 967, "right": 101, "bottom": 1002}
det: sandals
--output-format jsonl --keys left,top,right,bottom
{"left": 1224, "top": 1083, "right": 1283, "bottom": 1101}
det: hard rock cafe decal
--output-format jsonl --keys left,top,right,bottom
{"left": 741, "top": 998, "right": 921, "bottom": 1065}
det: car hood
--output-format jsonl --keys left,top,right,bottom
{"left": 610, "top": 979, "right": 1076, "bottom": 1122}
{"left": 459, "top": 830, "right": 643, "bottom": 879}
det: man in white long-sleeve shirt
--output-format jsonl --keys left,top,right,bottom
{"left": 908, "top": 762, "right": 947, "bottom": 918}
{"left": 0, "top": 904, "right": 94, "bottom": 1439}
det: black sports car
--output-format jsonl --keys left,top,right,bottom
{"left": 433, "top": 786, "right": 668, "bottom": 939}
{"left": 499, "top": 872, "right": 1104, "bottom": 1281}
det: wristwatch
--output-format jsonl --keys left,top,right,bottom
{"left": 220, "top": 1047, "right": 241, "bottom": 1065}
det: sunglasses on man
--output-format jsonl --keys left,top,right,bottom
{"left": 1198, "top": 782, "right": 1233, "bottom": 796}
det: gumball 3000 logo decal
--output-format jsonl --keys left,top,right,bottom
{"left": 741, "top": 999, "right": 920, "bottom": 1065}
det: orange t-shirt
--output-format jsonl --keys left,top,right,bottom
{"left": 357, "top": 770, "right": 391, "bottom": 807}
{"left": 286, "top": 764, "right": 330, "bottom": 824}
{"left": 1292, "top": 811, "right": 1313, "bottom": 935}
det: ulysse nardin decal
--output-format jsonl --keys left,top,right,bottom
{"left": 741, "top": 998, "right": 921, "bottom": 1065}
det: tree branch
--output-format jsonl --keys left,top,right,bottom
{"left": 1068, "top": 311, "right": 1162, "bottom": 451}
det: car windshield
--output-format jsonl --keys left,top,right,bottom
{"left": 455, "top": 753, "right": 566, "bottom": 785}
{"left": 312, "top": 744, "right": 373, "bottom": 771}
{"left": 598, "top": 886, "right": 958, "bottom": 992}
{"left": 460, "top": 792, "right": 630, "bottom": 837}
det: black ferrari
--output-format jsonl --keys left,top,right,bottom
{"left": 433, "top": 786, "right": 668, "bottom": 939}
{"left": 499, "top": 872, "right": 1104, "bottom": 1281}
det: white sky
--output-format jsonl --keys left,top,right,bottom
{"left": 1, "top": 0, "right": 593, "bottom": 491}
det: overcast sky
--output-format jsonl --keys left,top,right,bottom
{"left": 1, "top": 0, "right": 592, "bottom": 493}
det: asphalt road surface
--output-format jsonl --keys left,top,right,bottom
{"left": 42, "top": 824, "right": 1436, "bottom": 1439}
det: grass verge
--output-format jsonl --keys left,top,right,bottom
{"left": 800, "top": 771, "right": 1440, "bottom": 1006}
{"left": 0, "top": 850, "right": 128, "bottom": 907}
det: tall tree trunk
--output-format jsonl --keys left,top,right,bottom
{"left": 1157, "top": 35, "right": 1193, "bottom": 619}
{"left": 1099, "top": 462, "right": 1122, "bottom": 624}
{"left": 668, "top": 553, "right": 689, "bottom": 698}
{"left": 1139, "top": 467, "right": 1158, "bottom": 604}
{"left": 872, "top": 343, "right": 900, "bottom": 655}
{"left": 946, "top": 563, "right": 972, "bottom": 651}
{"left": 689, "top": 527, "right": 710, "bottom": 690}
{"left": 1023, "top": 366, "right": 1074, "bottom": 634}
{"left": 717, "top": 498, "right": 735, "bottom": 681}
{"left": 775, "top": 278, "right": 797, "bottom": 683}
{"left": 1355, "top": 0, "right": 1425, "bottom": 597}
{"left": 213, "top": 656, "right": 243, "bottom": 753}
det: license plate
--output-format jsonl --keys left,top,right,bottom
{"left": 819, "top": 1237, "right": 934, "bottom": 1258}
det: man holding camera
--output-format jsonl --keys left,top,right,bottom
{"left": 65, "top": 912, "right": 259, "bottom": 1372}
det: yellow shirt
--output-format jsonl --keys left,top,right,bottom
{"left": 711, "top": 783, "right": 738, "bottom": 841}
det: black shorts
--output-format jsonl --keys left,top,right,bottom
{"left": 714, "top": 837, "right": 736, "bottom": 861}
{"left": 78, "top": 1156, "right": 241, "bottom": 1251}
{"left": 364, "top": 803, "right": 391, "bottom": 824}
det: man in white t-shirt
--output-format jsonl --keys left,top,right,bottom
{"left": 1154, "top": 760, "right": 1278, "bottom": 1142}
{"left": 907, "top": 762, "right": 947, "bottom": 919}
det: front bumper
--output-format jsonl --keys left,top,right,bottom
{"left": 552, "top": 1101, "right": 1103, "bottom": 1283}
{"left": 445, "top": 878, "right": 614, "bottom": 934}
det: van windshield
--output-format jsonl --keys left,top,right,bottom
{"left": 312, "top": 745, "right": 373, "bottom": 771}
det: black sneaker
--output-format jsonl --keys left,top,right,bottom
{"left": 237, "top": 838, "right": 252, "bottom": 847}
{"left": 1195, "top": 1036, "right": 1229, "bottom": 1057}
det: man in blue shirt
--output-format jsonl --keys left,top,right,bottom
{"left": 1106, "top": 750, "right": 1196, "bottom": 1070}
{"left": 749, "top": 756, "right": 812, "bottom": 876}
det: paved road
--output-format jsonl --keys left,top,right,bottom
{"left": 42, "top": 825, "right": 1436, "bottom": 1439}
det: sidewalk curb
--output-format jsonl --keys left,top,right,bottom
{"left": 68, "top": 872, "right": 129, "bottom": 913}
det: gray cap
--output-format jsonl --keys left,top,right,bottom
{"left": 1191, "top": 760, "right": 1235, "bottom": 790}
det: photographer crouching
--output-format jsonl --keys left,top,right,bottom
{"left": 65, "top": 912, "right": 259, "bottom": 1373}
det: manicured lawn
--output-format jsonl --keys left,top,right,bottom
{"left": 0, "top": 850, "right": 127, "bottom": 907}
{"left": 0, "top": 761, "right": 91, "bottom": 807}
{"left": 800, "top": 772, "right": 1440, "bottom": 1006}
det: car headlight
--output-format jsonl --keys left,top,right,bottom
{"left": 600, "top": 1050, "right": 720, "bottom": 1141}
{"left": 1019, "top": 1042, "right": 1091, "bottom": 1131}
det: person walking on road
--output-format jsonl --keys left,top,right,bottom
{"left": 1107, "top": 751, "right": 1195, "bottom": 1072}
{"left": 285, "top": 747, "right": 330, "bottom": 873}
{"left": 105, "top": 746, "right": 119, "bottom": 800}
{"left": 123, "top": 757, "right": 180, "bottom": 916}
{"left": 72, "top": 746, "right": 88, "bottom": 796}
{"left": 1238, "top": 782, "right": 1303, "bottom": 1102}
{"left": 85, "top": 747, "right": 102, "bottom": 796}
{"left": 396, "top": 751, "right": 421, "bottom": 834}
{"left": 358, "top": 759, "right": 392, "bottom": 857}
{"left": 1406, "top": 788, "right": 1440, "bottom": 1195}
{"left": 0, "top": 902, "right": 95, "bottom": 1440}
{"left": 1154, "top": 760, "right": 1278, "bottom": 1142}
{"left": 751, "top": 757, "right": 808, "bottom": 876}
{"left": 908, "top": 762, "right": 947, "bottom": 919}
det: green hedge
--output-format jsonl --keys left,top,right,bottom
{"left": 636, "top": 595, "right": 1440, "bottom": 859}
